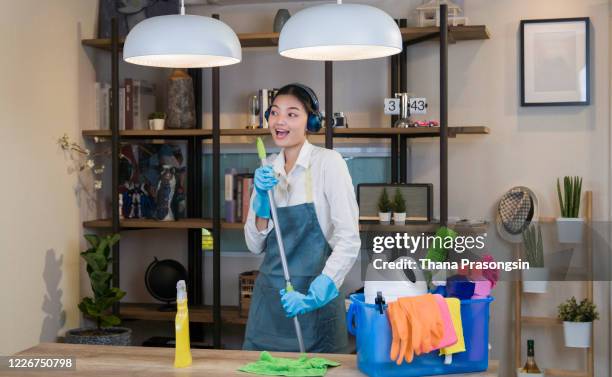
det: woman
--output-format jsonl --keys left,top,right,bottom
{"left": 243, "top": 83, "right": 361, "bottom": 353}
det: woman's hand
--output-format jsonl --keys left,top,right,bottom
{"left": 253, "top": 166, "right": 278, "bottom": 219}
{"left": 279, "top": 274, "right": 338, "bottom": 317}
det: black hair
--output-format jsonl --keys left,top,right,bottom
{"left": 272, "top": 84, "right": 317, "bottom": 115}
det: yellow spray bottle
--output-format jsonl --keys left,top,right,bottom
{"left": 174, "top": 280, "right": 192, "bottom": 368}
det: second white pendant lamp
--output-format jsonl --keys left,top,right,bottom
{"left": 123, "top": 0, "right": 241, "bottom": 68}
{"left": 278, "top": 0, "right": 402, "bottom": 61}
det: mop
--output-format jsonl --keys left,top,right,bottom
{"left": 257, "top": 137, "right": 306, "bottom": 353}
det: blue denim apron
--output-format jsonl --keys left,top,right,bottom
{"left": 242, "top": 168, "right": 347, "bottom": 353}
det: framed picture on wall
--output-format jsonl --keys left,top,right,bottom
{"left": 520, "top": 17, "right": 590, "bottom": 106}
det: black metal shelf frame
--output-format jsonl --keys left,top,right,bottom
{"left": 103, "top": 5, "right": 452, "bottom": 349}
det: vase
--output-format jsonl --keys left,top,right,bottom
{"left": 393, "top": 212, "right": 406, "bottom": 224}
{"left": 166, "top": 69, "right": 195, "bottom": 129}
{"left": 563, "top": 321, "right": 592, "bottom": 348}
{"left": 65, "top": 327, "right": 131, "bottom": 346}
{"left": 149, "top": 119, "right": 165, "bottom": 130}
{"left": 556, "top": 217, "right": 584, "bottom": 243}
{"left": 273, "top": 9, "right": 291, "bottom": 32}
{"left": 378, "top": 212, "right": 391, "bottom": 224}
{"left": 521, "top": 267, "right": 549, "bottom": 294}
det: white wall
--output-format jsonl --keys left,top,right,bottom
{"left": 0, "top": 0, "right": 98, "bottom": 355}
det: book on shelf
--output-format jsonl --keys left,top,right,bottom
{"left": 224, "top": 168, "right": 254, "bottom": 223}
{"left": 95, "top": 82, "right": 111, "bottom": 130}
{"left": 133, "top": 80, "right": 156, "bottom": 130}
{"left": 94, "top": 80, "right": 157, "bottom": 131}
{"left": 257, "top": 88, "right": 278, "bottom": 129}
{"left": 125, "top": 79, "right": 133, "bottom": 130}
{"left": 238, "top": 173, "right": 254, "bottom": 224}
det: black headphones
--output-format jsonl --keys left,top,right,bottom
{"left": 264, "top": 83, "right": 323, "bottom": 132}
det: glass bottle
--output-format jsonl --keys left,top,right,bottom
{"left": 521, "top": 339, "right": 542, "bottom": 373}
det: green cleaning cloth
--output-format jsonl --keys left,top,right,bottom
{"left": 238, "top": 351, "right": 341, "bottom": 377}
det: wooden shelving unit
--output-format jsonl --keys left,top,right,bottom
{"left": 82, "top": 129, "right": 212, "bottom": 138}
{"left": 81, "top": 25, "right": 490, "bottom": 51}
{"left": 82, "top": 126, "right": 489, "bottom": 139}
{"left": 514, "top": 191, "right": 594, "bottom": 377}
{"left": 84, "top": 218, "right": 212, "bottom": 229}
{"left": 84, "top": 218, "right": 487, "bottom": 233}
{"left": 121, "top": 303, "right": 246, "bottom": 325}
{"left": 82, "top": 8, "right": 490, "bottom": 348}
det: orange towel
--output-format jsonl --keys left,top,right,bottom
{"left": 387, "top": 294, "right": 445, "bottom": 365}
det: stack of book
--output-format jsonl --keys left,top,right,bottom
{"left": 257, "top": 88, "right": 278, "bottom": 128}
{"left": 224, "top": 168, "right": 254, "bottom": 223}
{"left": 95, "top": 79, "right": 156, "bottom": 130}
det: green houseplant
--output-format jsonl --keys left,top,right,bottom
{"left": 392, "top": 188, "right": 407, "bottom": 225}
{"left": 65, "top": 234, "right": 131, "bottom": 346}
{"left": 377, "top": 188, "right": 392, "bottom": 223}
{"left": 148, "top": 111, "right": 166, "bottom": 130}
{"left": 556, "top": 176, "right": 584, "bottom": 243}
{"left": 558, "top": 296, "right": 598, "bottom": 348}
{"left": 521, "top": 224, "right": 548, "bottom": 293}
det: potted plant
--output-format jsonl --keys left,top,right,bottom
{"left": 521, "top": 224, "right": 548, "bottom": 293}
{"left": 65, "top": 234, "right": 131, "bottom": 346}
{"left": 377, "top": 188, "right": 392, "bottom": 224}
{"left": 556, "top": 176, "right": 583, "bottom": 243}
{"left": 148, "top": 111, "right": 166, "bottom": 130}
{"left": 558, "top": 296, "right": 598, "bottom": 348}
{"left": 392, "top": 188, "right": 407, "bottom": 225}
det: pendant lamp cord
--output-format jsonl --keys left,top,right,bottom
{"left": 180, "top": 0, "right": 186, "bottom": 15}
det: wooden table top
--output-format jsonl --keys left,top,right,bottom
{"left": 9, "top": 343, "right": 499, "bottom": 377}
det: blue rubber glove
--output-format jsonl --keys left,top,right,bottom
{"left": 279, "top": 274, "right": 339, "bottom": 318}
{"left": 253, "top": 165, "right": 278, "bottom": 219}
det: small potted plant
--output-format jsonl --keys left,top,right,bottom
{"left": 65, "top": 234, "right": 131, "bottom": 346}
{"left": 148, "top": 111, "right": 166, "bottom": 130}
{"left": 521, "top": 224, "right": 548, "bottom": 293}
{"left": 377, "top": 188, "right": 392, "bottom": 224}
{"left": 556, "top": 176, "right": 583, "bottom": 243}
{"left": 392, "top": 188, "right": 407, "bottom": 225}
{"left": 558, "top": 296, "right": 598, "bottom": 348}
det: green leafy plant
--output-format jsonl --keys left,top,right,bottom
{"left": 392, "top": 188, "right": 406, "bottom": 213}
{"left": 377, "top": 188, "right": 392, "bottom": 213}
{"left": 78, "top": 234, "right": 126, "bottom": 330}
{"left": 557, "top": 176, "right": 583, "bottom": 218}
{"left": 148, "top": 111, "right": 166, "bottom": 120}
{"left": 558, "top": 296, "right": 599, "bottom": 322}
{"left": 522, "top": 224, "right": 544, "bottom": 268}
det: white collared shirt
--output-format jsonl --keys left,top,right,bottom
{"left": 244, "top": 140, "right": 361, "bottom": 288}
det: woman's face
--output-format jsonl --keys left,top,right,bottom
{"left": 268, "top": 94, "right": 308, "bottom": 148}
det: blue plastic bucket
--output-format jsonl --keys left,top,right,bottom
{"left": 346, "top": 294, "right": 493, "bottom": 377}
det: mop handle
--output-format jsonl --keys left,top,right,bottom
{"left": 257, "top": 138, "right": 306, "bottom": 353}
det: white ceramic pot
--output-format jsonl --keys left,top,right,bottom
{"left": 522, "top": 267, "right": 549, "bottom": 294}
{"left": 563, "top": 321, "right": 592, "bottom": 348}
{"left": 556, "top": 217, "right": 584, "bottom": 244}
{"left": 378, "top": 212, "right": 391, "bottom": 224}
{"left": 149, "top": 119, "right": 165, "bottom": 130}
{"left": 393, "top": 212, "right": 406, "bottom": 224}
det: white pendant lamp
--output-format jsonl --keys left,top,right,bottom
{"left": 278, "top": 0, "right": 402, "bottom": 61}
{"left": 123, "top": 0, "right": 241, "bottom": 68}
